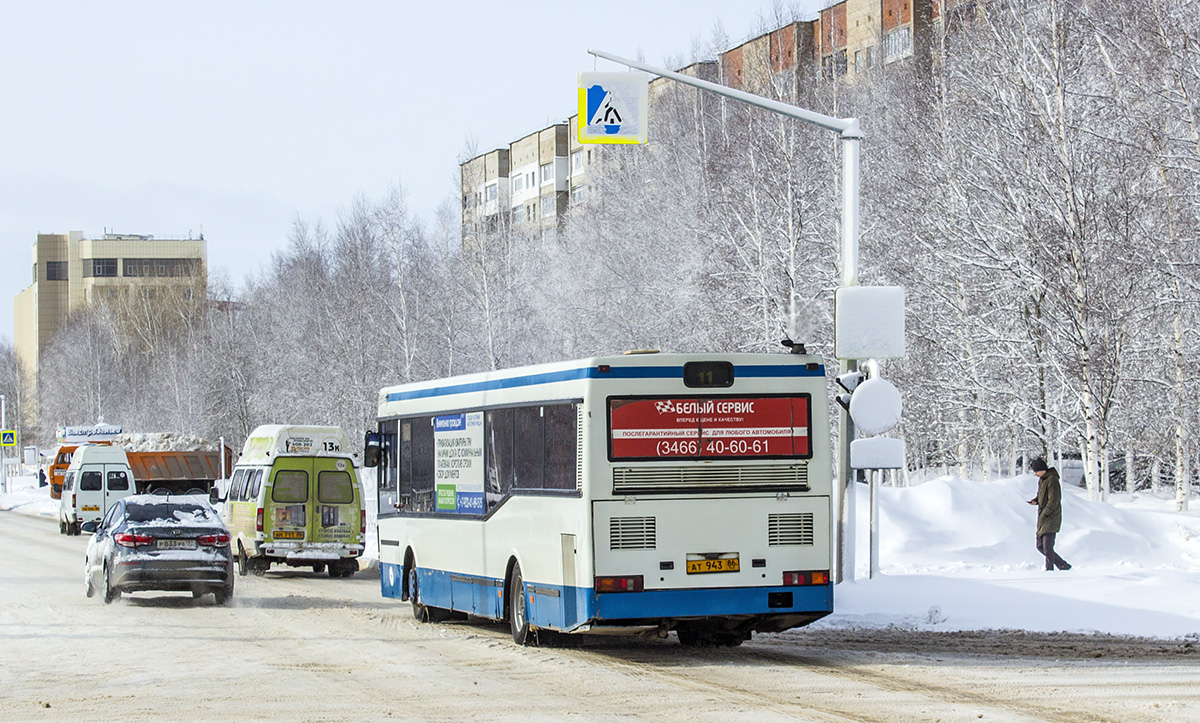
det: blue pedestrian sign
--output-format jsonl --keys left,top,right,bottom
{"left": 578, "top": 72, "right": 649, "bottom": 144}
{"left": 1, "top": 430, "right": 14, "bottom": 447}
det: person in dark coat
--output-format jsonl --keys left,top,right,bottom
{"left": 1027, "top": 457, "right": 1071, "bottom": 571}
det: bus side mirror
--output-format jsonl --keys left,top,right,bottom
{"left": 209, "top": 487, "right": 225, "bottom": 504}
{"left": 364, "top": 432, "right": 381, "bottom": 468}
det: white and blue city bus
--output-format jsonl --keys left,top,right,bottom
{"left": 368, "top": 350, "right": 833, "bottom": 646}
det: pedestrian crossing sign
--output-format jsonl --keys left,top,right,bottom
{"left": 578, "top": 72, "right": 649, "bottom": 144}
{"left": 1, "top": 430, "right": 14, "bottom": 447}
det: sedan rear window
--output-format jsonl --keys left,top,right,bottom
{"left": 125, "top": 503, "right": 215, "bottom": 524}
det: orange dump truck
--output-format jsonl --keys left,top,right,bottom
{"left": 125, "top": 448, "right": 236, "bottom": 495}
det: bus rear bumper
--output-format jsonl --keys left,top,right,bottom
{"left": 594, "top": 584, "right": 833, "bottom": 624}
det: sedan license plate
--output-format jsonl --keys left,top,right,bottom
{"left": 157, "top": 539, "right": 196, "bottom": 550}
{"left": 273, "top": 530, "right": 304, "bottom": 540}
{"left": 686, "top": 555, "right": 740, "bottom": 574}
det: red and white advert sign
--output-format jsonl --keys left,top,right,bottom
{"left": 609, "top": 397, "right": 810, "bottom": 460}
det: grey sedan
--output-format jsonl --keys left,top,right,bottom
{"left": 83, "top": 494, "right": 235, "bottom": 604}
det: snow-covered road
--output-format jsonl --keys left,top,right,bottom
{"left": 2, "top": 510, "right": 1197, "bottom": 722}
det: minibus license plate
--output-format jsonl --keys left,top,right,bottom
{"left": 686, "top": 557, "right": 740, "bottom": 574}
{"left": 82, "top": 505, "right": 100, "bottom": 512}
{"left": 273, "top": 530, "right": 304, "bottom": 540}
{"left": 157, "top": 539, "right": 196, "bottom": 550}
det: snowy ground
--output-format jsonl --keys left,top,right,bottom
{"left": 5, "top": 470, "right": 1198, "bottom": 640}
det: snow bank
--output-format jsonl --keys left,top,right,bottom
{"left": 825, "top": 475, "right": 1200, "bottom": 638}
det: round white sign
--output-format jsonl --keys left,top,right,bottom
{"left": 848, "top": 376, "right": 902, "bottom": 435}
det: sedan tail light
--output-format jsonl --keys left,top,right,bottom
{"left": 198, "top": 532, "right": 231, "bottom": 547}
{"left": 115, "top": 532, "right": 155, "bottom": 548}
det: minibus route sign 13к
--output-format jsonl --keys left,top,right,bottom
{"left": 369, "top": 352, "right": 833, "bottom": 646}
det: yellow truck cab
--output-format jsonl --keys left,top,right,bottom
{"left": 214, "top": 425, "right": 364, "bottom": 577}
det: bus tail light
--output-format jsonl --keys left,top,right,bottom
{"left": 594, "top": 575, "right": 643, "bottom": 593}
{"left": 256, "top": 508, "right": 264, "bottom": 533}
{"left": 360, "top": 509, "right": 366, "bottom": 537}
{"left": 783, "top": 570, "right": 830, "bottom": 586}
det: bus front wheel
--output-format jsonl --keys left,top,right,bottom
{"left": 509, "top": 563, "right": 531, "bottom": 645}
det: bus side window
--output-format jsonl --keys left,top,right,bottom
{"left": 486, "top": 408, "right": 514, "bottom": 508}
{"left": 513, "top": 406, "right": 544, "bottom": 491}
{"left": 250, "top": 469, "right": 263, "bottom": 499}
{"left": 64, "top": 472, "right": 74, "bottom": 491}
{"left": 379, "top": 420, "right": 399, "bottom": 515}
{"left": 410, "top": 417, "right": 435, "bottom": 512}
{"left": 544, "top": 403, "right": 578, "bottom": 491}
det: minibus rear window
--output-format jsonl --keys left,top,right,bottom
{"left": 272, "top": 471, "right": 309, "bottom": 503}
{"left": 107, "top": 471, "right": 129, "bottom": 491}
{"left": 79, "top": 471, "right": 102, "bottom": 491}
{"left": 318, "top": 471, "right": 354, "bottom": 504}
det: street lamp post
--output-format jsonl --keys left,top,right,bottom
{"left": 587, "top": 50, "right": 861, "bottom": 582}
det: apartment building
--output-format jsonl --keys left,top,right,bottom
{"left": 12, "top": 231, "right": 207, "bottom": 401}
{"left": 459, "top": 0, "right": 976, "bottom": 243}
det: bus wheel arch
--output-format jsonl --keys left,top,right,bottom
{"left": 402, "top": 548, "right": 416, "bottom": 602}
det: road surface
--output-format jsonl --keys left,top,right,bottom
{"left": 1, "top": 511, "right": 1196, "bottom": 722}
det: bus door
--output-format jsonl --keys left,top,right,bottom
{"left": 311, "top": 458, "right": 359, "bottom": 546}
{"left": 268, "top": 460, "right": 312, "bottom": 543}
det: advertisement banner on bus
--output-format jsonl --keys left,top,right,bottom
{"left": 608, "top": 396, "right": 810, "bottom": 460}
{"left": 434, "top": 412, "right": 484, "bottom": 513}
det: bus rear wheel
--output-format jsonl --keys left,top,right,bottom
{"left": 509, "top": 563, "right": 531, "bottom": 646}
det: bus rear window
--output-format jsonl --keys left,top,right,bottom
{"left": 608, "top": 396, "right": 811, "bottom": 461}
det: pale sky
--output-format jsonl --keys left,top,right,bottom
{"left": 1, "top": 0, "right": 824, "bottom": 345}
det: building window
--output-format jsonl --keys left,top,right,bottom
{"left": 884, "top": 26, "right": 912, "bottom": 63}
{"left": 823, "top": 50, "right": 848, "bottom": 79}
{"left": 46, "top": 261, "right": 68, "bottom": 281}
{"left": 462, "top": 194, "right": 472, "bottom": 210}
{"left": 513, "top": 206, "right": 526, "bottom": 223}
{"left": 83, "top": 258, "right": 118, "bottom": 278}
{"left": 122, "top": 258, "right": 197, "bottom": 277}
{"left": 855, "top": 46, "right": 873, "bottom": 74}
{"left": 541, "top": 196, "right": 555, "bottom": 218}
{"left": 541, "top": 163, "right": 553, "bottom": 184}
{"left": 485, "top": 183, "right": 497, "bottom": 201}
{"left": 572, "top": 150, "right": 584, "bottom": 172}
{"left": 513, "top": 175, "right": 524, "bottom": 193}
{"left": 571, "top": 185, "right": 586, "bottom": 203}
{"left": 462, "top": 222, "right": 475, "bottom": 238}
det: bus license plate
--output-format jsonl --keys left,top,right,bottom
{"left": 273, "top": 530, "right": 304, "bottom": 540}
{"left": 82, "top": 505, "right": 100, "bottom": 512}
{"left": 157, "top": 539, "right": 196, "bottom": 550}
{"left": 686, "top": 556, "right": 740, "bottom": 574}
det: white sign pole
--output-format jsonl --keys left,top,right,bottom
{"left": 1, "top": 394, "right": 7, "bottom": 494}
{"left": 588, "top": 49, "right": 862, "bottom": 583}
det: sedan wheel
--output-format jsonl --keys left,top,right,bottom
{"left": 103, "top": 566, "right": 120, "bottom": 604}
{"left": 83, "top": 560, "right": 95, "bottom": 598}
